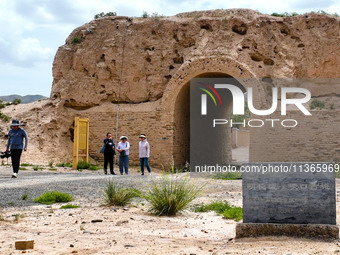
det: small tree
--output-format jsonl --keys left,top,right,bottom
{"left": 13, "top": 98, "right": 21, "bottom": 105}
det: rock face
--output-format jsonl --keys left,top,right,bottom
{"left": 0, "top": 9, "right": 339, "bottom": 166}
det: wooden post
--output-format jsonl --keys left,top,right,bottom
{"left": 72, "top": 117, "right": 89, "bottom": 169}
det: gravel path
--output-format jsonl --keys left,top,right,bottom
{"left": 0, "top": 166, "right": 158, "bottom": 208}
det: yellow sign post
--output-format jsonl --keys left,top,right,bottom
{"left": 72, "top": 117, "right": 89, "bottom": 169}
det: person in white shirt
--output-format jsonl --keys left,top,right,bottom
{"left": 117, "top": 136, "right": 130, "bottom": 175}
{"left": 139, "top": 134, "right": 151, "bottom": 175}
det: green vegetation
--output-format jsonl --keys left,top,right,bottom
{"left": 48, "top": 161, "right": 54, "bottom": 168}
{"left": 33, "top": 166, "right": 44, "bottom": 171}
{"left": 21, "top": 163, "right": 32, "bottom": 167}
{"left": 77, "top": 160, "right": 91, "bottom": 170}
{"left": 103, "top": 180, "right": 140, "bottom": 206}
{"left": 12, "top": 98, "right": 21, "bottom": 105}
{"left": 21, "top": 193, "right": 28, "bottom": 200}
{"left": 212, "top": 172, "right": 242, "bottom": 180}
{"left": 94, "top": 12, "right": 117, "bottom": 19}
{"left": 310, "top": 99, "right": 325, "bottom": 110}
{"left": 60, "top": 204, "right": 80, "bottom": 209}
{"left": 193, "top": 201, "right": 243, "bottom": 221}
{"left": 56, "top": 162, "right": 73, "bottom": 167}
{"left": 0, "top": 112, "right": 10, "bottom": 122}
{"left": 271, "top": 12, "right": 299, "bottom": 17}
{"left": 143, "top": 176, "right": 203, "bottom": 216}
{"left": 142, "top": 11, "right": 164, "bottom": 18}
{"left": 71, "top": 36, "right": 82, "bottom": 44}
{"left": 271, "top": 10, "right": 339, "bottom": 17}
{"left": 34, "top": 191, "right": 73, "bottom": 205}
{"left": 48, "top": 168, "right": 57, "bottom": 171}
{"left": 19, "top": 167, "right": 27, "bottom": 170}
{"left": 88, "top": 165, "right": 100, "bottom": 170}
{"left": 314, "top": 10, "right": 339, "bottom": 17}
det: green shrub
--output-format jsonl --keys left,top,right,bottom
{"left": 56, "top": 162, "right": 72, "bottom": 167}
{"left": 212, "top": 172, "right": 242, "bottom": 180}
{"left": 60, "top": 204, "right": 80, "bottom": 209}
{"left": 94, "top": 12, "right": 117, "bottom": 19}
{"left": 77, "top": 160, "right": 90, "bottom": 169}
{"left": 19, "top": 167, "right": 27, "bottom": 170}
{"left": 103, "top": 180, "right": 140, "bottom": 206}
{"left": 71, "top": 36, "right": 82, "bottom": 44}
{"left": 143, "top": 176, "right": 203, "bottom": 216}
{"left": 193, "top": 201, "right": 243, "bottom": 221}
{"left": 12, "top": 98, "right": 21, "bottom": 105}
{"left": 0, "top": 112, "right": 10, "bottom": 121}
{"left": 271, "top": 12, "right": 299, "bottom": 17}
{"left": 89, "top": 164, "right": 100, "bottom": 170}
{"left": 310, "top": 99, "right": 325, "bottom": 110}
{"left": 222, "top": 207, "right": 243, "bottom": 221}
{"left": 21, "top": 163, "right": 32, "bottom": 166}
{"left": 142, "top": 11, "right": 149, "bottom": 18}
{"left": 34, "top": 191, "right": 73, "bottom": 205}
{"left": 21, "top": 193, "right": 28, "bottom": 200}
{"left": 33, "top": 166, "right": 44, "bottom": 171}
{"left": 0, "top": 100, "right": 5, "bottom": 109}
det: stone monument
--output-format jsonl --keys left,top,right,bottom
{"left": 236, "top": 162, "right": 339, "bottom": 239}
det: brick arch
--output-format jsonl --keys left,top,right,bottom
{"left": 159, "top": 56, "right": 264, "bottom": 167}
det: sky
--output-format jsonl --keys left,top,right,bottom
{"left": 1, "top": 0, "right": 340, "bottom": 97}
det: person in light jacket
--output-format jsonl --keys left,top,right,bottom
{"left": 139, "top": 134, "right": 151, "bottom": 176}
{"left": 117, "top": 136, "right": 130, "bottom": 175}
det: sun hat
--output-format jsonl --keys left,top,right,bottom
{"left": 10, "top": 119, "right": 20, "bottom": 127}
{"left": 139, "top": 134, "right": 146, "bottom": 138}
{"left": 120, "top": 136, "right": 128, "bottom": 140}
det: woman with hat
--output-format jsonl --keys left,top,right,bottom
{"left": 117, "top": 136, "right": 130, "bottom": 175}
{"left": 6, "top": 119, "right": 28, "bottom": 178}
{"left": 139, "top": 134, "right": 151, "bottom": 175}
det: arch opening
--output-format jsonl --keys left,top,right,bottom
{"left": 173, "top": 72, "right": 247, "bottom": 168}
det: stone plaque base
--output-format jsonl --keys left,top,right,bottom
{"left": 236, "top": 223, "right": 339, "bottom": 239}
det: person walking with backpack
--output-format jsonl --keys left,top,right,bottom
{"left": 6, "top": 119, "right": 28, "bottom": 178}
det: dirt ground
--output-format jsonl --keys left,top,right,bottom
{"left": 0, "top": 166, "right": 340, "bottom": 255}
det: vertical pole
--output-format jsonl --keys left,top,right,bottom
{"left": 72, "top": 117, "right": 79, "bottom": 169}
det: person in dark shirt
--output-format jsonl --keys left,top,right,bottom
{"left": 103, "top": 132, "right": 116, "bottom": 175}
{"left": 6, "top": 119, "right": 28, "bottom": 178}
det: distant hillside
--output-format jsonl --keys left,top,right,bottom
{"left": 0, "top": 95, "right": 48, "bottom": 104}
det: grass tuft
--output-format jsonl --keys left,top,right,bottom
{"left": 212, "top": 172, "right": 242, "bottom": 180}
{"left": 21, "top": 193, "right": 28, "bottom": 200}
{"left": 60, "top": 204, "right": 80, "bottom": 209}
{"left": 34, "top": 191, "right": 73, "bottom": 205}
{"left": 103, "top": 180, "right": 140, "bottom": 206}
{"left": 77, "top": 161, "right": 91, "bottom": 170}
{"left": 143, "top": 176, "right": 203, "bottom": 216}
{"left": 193, "top": 201, "right": 243, "bottom": 221}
